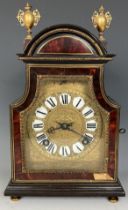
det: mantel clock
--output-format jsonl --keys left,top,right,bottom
{"left": 5, "top": 4, "right": 125, "bottom": 202}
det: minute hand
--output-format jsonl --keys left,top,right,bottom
{"left": 67, "top": 127, "right": 85, "bottom": 138}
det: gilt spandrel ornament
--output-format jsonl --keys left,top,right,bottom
{"left": 17, "top": 2, "right": 41, "bottom": 42}
{"left": 91, "top": 5, "right": 112, "bottom": 45}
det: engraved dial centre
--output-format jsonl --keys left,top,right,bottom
{"left": 45, "top": 106, "right": 85, "bottom": 145}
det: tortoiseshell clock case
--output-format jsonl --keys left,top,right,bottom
{"left": 4, "top": 25, "right": 125, "bottom": 199}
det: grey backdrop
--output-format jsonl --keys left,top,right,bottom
{"left": 0, "top": 0, "right": 127, "bottom": 209}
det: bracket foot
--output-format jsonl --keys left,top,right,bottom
{"left": 108, "top": 196, "right": 118, "bottom": 203}
{"left": 11, "top": 196, "right": 21, "bottom": 201}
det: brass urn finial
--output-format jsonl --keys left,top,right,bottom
{"left": 16, "top": 2, "right": 41, "bottom": 41}
{"left": 91, "top": 5, "right": 112, "bottom": 42}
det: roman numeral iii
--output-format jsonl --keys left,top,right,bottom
{"left": 86, "top": 120, "right": 97, "bottom": 131}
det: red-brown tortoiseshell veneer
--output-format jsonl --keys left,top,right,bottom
{"left": 38, "top": 36, "right": 95, "bottom": 54}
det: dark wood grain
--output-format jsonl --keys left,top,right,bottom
{"left": 4, "top": 179, "right": 125, "bottom": 197}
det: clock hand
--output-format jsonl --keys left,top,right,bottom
{"left": 47, "top": 121, "right": 73, "bottom": 134}
{"left": 67, "top": 127, "right": 84, "bottom": 138}
{"left": 47, "top": 126, "right": 61, "bottom": 134}
{"left": 67, "top": 127, "right": 92, "bottom": 145}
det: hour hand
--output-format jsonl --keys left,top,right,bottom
{"left": 47, "top": 126, "right": 61, "bottom": 134}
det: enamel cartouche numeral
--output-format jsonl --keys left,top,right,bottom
{"left": 32, "top": 93, "right": 97, "bottom": 157}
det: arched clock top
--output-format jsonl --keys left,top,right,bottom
{"left": 19, "top": 24, "right": 115, "bottom": 58}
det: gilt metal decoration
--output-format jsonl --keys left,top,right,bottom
{"left": 91, "top": 5, "right": 112, "bottom": 42}
{"left": 17, "top": 2, "right": 41, "bottom": 41}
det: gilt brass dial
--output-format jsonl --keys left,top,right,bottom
{"left": 20, "top": 74, "right": 109, "bottom": 172}
{"left": 32, "top": 93, "right": 98, "bottom": 157}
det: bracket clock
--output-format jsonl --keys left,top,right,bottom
{"left": 5, "top": 3, "right": 125, "bottom": 202}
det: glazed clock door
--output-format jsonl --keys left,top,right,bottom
{"left": 5, "top": 25, "right": 125, "bottom": 198}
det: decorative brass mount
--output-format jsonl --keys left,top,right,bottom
{"left": 16, "top": 2, "right": 41, "bottom": 41}
{"left": 91, "top": 5, "right": 112, "bottom": 42}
